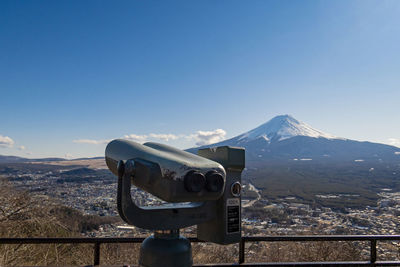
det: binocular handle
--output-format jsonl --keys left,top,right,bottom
{"left": 117, "top": 160, "right": 217, "bottom": 230}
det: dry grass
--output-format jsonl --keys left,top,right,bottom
{"left": 0, "top": 176, "right": 365, "bottom": 266}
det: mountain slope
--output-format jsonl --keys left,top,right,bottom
{"left": 188, "top": 115, "right": 400, "bottom": 163}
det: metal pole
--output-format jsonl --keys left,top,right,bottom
{"left": 139, "top": 230, "right": 192, "bottom": 267}
{"left": 239, "top": 239, "right": 245, "bottom": 264}
{"left": 370, "top": 239, "right": 377, "bottom": 263}
{"left": 94, "top": 242, "right": 100, "bottom": 266}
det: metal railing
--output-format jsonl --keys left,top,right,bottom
{"left": 1, "top": 235, "right": 400, "bottom": 266}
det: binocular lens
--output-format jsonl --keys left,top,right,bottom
{"left": 184, "top": 171, "right": 206, "bottom": 192}
{"left": 184, "top": 171, "right": 225, "bottom": 193}
{"left": 206, "top": 171, "right": 224, "bottom": 192}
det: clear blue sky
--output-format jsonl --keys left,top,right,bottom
{"left": 1, "top": 0, "right": 399, "bottom": 158}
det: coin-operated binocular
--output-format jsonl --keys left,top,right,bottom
{"left": 105, "top": 139, "right": 245, "bottom": 267}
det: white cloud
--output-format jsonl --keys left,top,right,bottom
{"left": 123, "top": 133, "right": 180, "bottom": 142}
{"left": 74, "top": 128, "right": 227, "bottom": 147}
{"left": 188, "top": 129, "right": 227, "bottom": 146}
{"left": 395, "top": 152, "right": 400, "bottom": 155}
{"left": 73, "top": 139, "right": 110, "bottom": 145}
{"left": 149, "top": 133, "right": 178, "bottom": 141}
{"left": 0, "top": 135, "right": 14, "bottom": 148}
{"left": 26, "top": 151, "right": 33, "bottom": 155}
{"left": 123, "top": 134, "right": 148, "bottom": 142}
{"left": 18, "top": 145, "right": 26, "bottom": 150}
{"left": 388, "top": 138, "right": 400, "bottom": 147}
{"left": 64, "top": 153, "right": 73, "bottom": 159}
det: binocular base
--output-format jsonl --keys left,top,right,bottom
{"left": 139, "top": 230, "right": 192, "bottom": 267}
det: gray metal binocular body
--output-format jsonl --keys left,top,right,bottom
{"left": 105, "top": 139, "right": 245, "bottom": 245}
{"left": 106, "top": 139, "right": 226, "bottom": 202}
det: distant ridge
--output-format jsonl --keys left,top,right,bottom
{"left": 0, "top": 155, "right": 66, "bottom": 164}
{"left": 0, "top": 155, "right": 31, "bottom": 164}
{"left": 0, "top": 155, "right": 103, "bottom": 164}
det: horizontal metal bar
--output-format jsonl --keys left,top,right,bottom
{"left": 0, "top": 237, "right": 144, "bottom": 244}
{"left": 2, "top": 235, "right": 400, "bottom": 245}
{"left": 0, "top": 237, "right": 205, "bottom": 244}
{"left": 99, "top": 261, "right": 400, "bottom": 267}
{"left": 243, "top": 235, "right": 400, "bottom": 242}
{"left": 194, "top": 261, "right": 400, "bottom": 266}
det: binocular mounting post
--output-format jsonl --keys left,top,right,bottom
{"left": 117, "top": 160, "right": 194, "bottom": 267}
{"left": 114, "top": 144, "right": 245, "bottom": 267}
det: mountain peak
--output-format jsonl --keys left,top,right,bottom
{"left": 238, "top": 115, "right": 337, "bottom": 142}
{"left": 268, "top": 114, "right": 299, "bottom": 125}
{"left": 187, "top": 114, "right": 399, "bottom": 164}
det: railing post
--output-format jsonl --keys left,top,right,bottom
{"left": 94, "top": 242, "right": 100, "bottom": 266}
{"left": 370, "top": 239, "right": 377, "bottom": 264}
{"left": 239, "top": 239, "right": 245, "bottom": 264}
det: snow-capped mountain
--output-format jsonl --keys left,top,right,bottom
{"left": 188, "top": 115, "right": 400, "bottom": 208}
{"left": 189, "top": 115, "right": 400, "bottom": 163}
{"left": 234, "top": 115, "right": 337, "bottom": 143}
